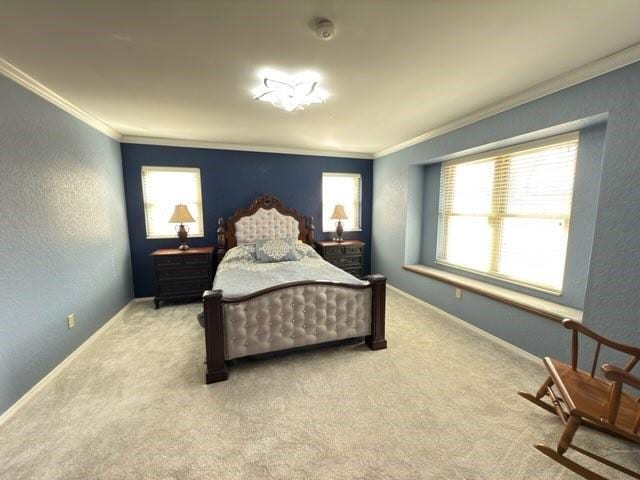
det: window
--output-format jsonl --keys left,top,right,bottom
{"left": 322, "top": 173, "right": 362, "bottom": 232}
{"left": 436, "top": 133, "right": 579, "bottom": 293}
{"left": 141, "top": 166, "right": 204, "bottom": 239}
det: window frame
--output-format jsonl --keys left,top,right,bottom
{"left": 435, "top": 132, "right": 579, "bottom": 295}
{"left": 321, "top": 172, "right": 363, "bottom": 233}
{"left": 141, "top": 165, "right": 205, "bottom": 240}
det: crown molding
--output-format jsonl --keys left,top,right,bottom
{"left": 0, "top": 57, "right": 369, "bottom": 158}
{"left": 0, "top": 57, "right": 121, "bottom": 141}
{"left": 374, "top": 43, "right": 640, "bottom": 158}
{"left": 120, "top": 135, "right": 373, "bottom": 159}
{"left": 4, "top": 40, "right": 640, "bottom": 160}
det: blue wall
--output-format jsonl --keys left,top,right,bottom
{"left": 373, "top": 60, "right": 640, "bottom": 362}
{"left": 121, "top": 144, "right": 373, "bottom": 298}
{"left": 0, "top": 75, "right": 133, "bottom": 415}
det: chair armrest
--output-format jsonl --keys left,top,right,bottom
{"left": 602, "top": 364, "right": 640, "bottom": 390}
{"left": 562, "top": 319, "right": 640, "bottom": 358}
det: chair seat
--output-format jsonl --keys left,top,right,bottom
{"left": 544, "top": 358, "right": 639, "bottom": 439}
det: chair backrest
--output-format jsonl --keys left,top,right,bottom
{"left": 562, "top": 320, "right": 640, "bottom": 432}
{"left": 562, "top": 319, "right": 640, "bottom": 377}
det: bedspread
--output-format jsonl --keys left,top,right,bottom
{"left": 213, "top": 243, "right": 366, "bottom": 298}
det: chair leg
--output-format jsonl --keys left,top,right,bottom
{"left": 536, "top": 376, "right": 553, "bottom": 399}
{"left": 558, "top": 415, "right": 581, "bottom": 454}
{"left": 518, "top": 376, "right": 557, "bottom": 415}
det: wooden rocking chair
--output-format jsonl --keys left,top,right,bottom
{"left": 519, "top": 319, "right": 640, "bottom": 479}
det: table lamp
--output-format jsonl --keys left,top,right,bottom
{"left": 169, "top": 204, "right": 195, "bottom": 250}
{"left": 330, "top": 204, "right": 347, "bottom": 242}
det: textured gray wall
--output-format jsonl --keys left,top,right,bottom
{"left": 373, "top": 61, "right": 640, "bottom": 361}
{"left": 0, "top": 76, "right": 133, "bottom": 414}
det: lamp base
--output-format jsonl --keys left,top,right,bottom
{"left": 334, "top": 220, "right": 344, "bottom": 243}
{"left": 176, "top": 223, "right": 190, "bottom": 250}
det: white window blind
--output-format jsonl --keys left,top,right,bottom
{"left": 436, "top": 133, "right": 579, "bottom": 292}
{"left": 322, "top": 173, "right": 362, "bottom": 232}
{"left": 141, "top": 166, "right": 204, "bottom": 239}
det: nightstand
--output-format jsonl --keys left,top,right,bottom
{"left": 150, "top": 246, "right": 215, "bottom": 309}
{"left": 314, "top": 240, "right": 365, "bottom": 278}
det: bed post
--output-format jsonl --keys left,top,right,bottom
{"left": 203, "top": 290, "right": 228, "bottom": 383}
{"left": 216, "top": 217, "right": 226, "bottom": 265}
{"left": 365, "top": 274, "right": 387, "bottom": 350}
{"left": 306, "top": 216, "right": 315, "bottom": 243}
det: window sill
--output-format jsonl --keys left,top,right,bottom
{"left": 321, "top": 229, "right": 363, "bottom": 233}
{"left": 434, "top": 260, "right": 561, "bottom": 296}
{"left": 402, "top": 264, "right": 583, "bottom": 323}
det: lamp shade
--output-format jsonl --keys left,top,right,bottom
{"left": 169, "top": 204, "right": 195, "bottom": 223}
{"left": 330, "top": 204, "right": 348, "bottom": 220}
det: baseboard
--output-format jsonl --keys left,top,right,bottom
{"left": 386, "top": 284, "right": 540, "bottom": 365}
{"left": 133, "top": 296, "right": 153, "bottom": 303}
{"left": 0, "top": 299, "right": 135, "bottom": 427}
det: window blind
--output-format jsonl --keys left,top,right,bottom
{"left": 141, "top": 166, "right": 204, "bottom": 239}
{"left": 322, "top": 172, "right": 362, "bottom": 232}
{"left": 436, "top": 133, "right": 579, "bottom": 292}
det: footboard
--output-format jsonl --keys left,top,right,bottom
{"left": 202, "top": 275, "right": 387, "bottom": 384}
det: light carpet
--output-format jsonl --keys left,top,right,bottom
{"left": 1, "top": 288, "right": 637, "bottom": 479}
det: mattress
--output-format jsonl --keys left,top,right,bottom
{"left": 213, "top": 243, "right": 366, "bottom": 298}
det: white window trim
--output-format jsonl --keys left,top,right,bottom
{"left": 435, "top": 131, "right": 579, "bottom": 294}
{"left": 141, "top": 165, "right": 205, "bottom": 240}
{"left": 443, "top": 132, "right": 579, "bottom": 167}
{"left": 322, "top": 172, "right": 363, "bottom": 233}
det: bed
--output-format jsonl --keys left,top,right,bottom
{"left": 202, "top": 194, "right": 387, "bottom": 383}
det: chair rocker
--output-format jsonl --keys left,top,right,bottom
{"left": 519, "top": 319, "right": 640, "bottom": 480}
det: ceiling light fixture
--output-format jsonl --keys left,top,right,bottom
{"left": 252, "top": 69, "right": 328, "bottom": 112}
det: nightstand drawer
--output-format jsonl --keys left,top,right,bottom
{"left": 321, "top": 244, "right": 363, "bottom": 258}
{"left": 155, "top": 256, "right": 183, "bottom": 267}
{"left": 344, "top": 245, "right": 362, "bottom": 256}
{"left": 343, "top": 267, "right": 363, "bottom": 278}
{"left": 329, "top": 256, "right": 362, "bottom": 268}
{"left": 158, "top": 279, "right": 210, "bottom": 296}
{"left": 157, "top": 266, "right": 210, "bottom": 281}
{"left": 184, "top": 254, "right": 210, "bottom": 265}
{"left": 323, "top": 245, "right": 345, "bottom": 257}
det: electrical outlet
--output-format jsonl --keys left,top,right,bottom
{"left": 455, "top": 288, "right": 462, "bottom": 299}
{"left": 67, "top": 313, "right": 75, "bottom": 329}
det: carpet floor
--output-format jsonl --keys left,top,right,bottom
{"left": 1, "top": 288, "right": 637, "bottom": 479}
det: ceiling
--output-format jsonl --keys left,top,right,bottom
{"left": 1, "top": 1, "right": 640, "bottom": 157}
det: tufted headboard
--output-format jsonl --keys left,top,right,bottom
{"left": 217, "top": 194, "right": 315, "bottom": 252}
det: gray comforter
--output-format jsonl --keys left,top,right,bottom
{"left": 213, "top": 243, "right": 366, "bottom": 298}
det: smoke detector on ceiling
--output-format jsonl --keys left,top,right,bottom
{"left": 313, "top": 18, "right": 336, "bottom": 40}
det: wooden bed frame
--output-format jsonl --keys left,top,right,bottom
{"left": 202, "top": 194, "right": 387, "bottom": 383}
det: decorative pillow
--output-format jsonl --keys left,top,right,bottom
{"left": 255, "top": 238, "right": 299, "bottom": 263}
